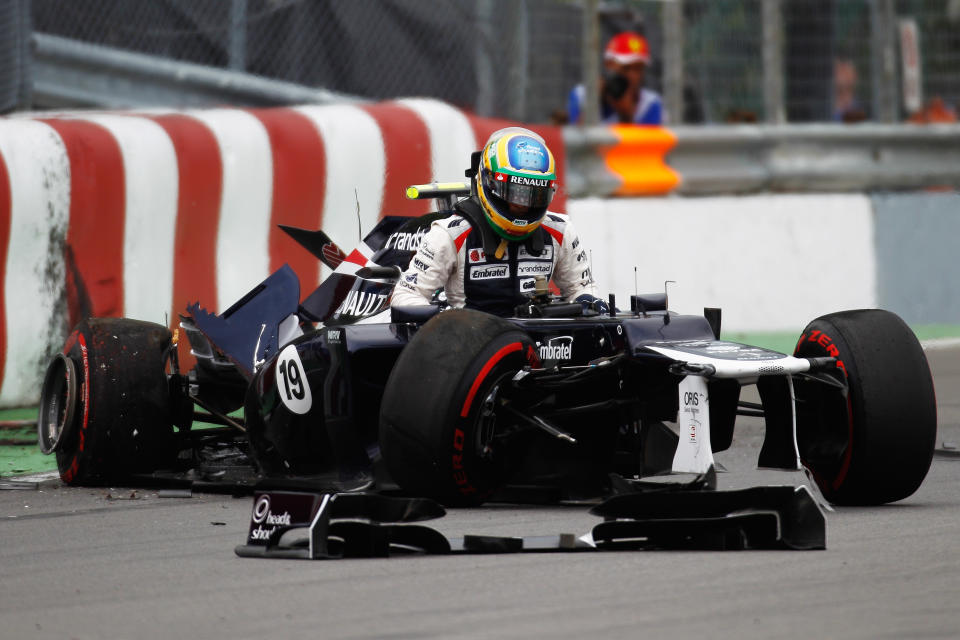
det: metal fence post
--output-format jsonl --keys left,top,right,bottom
{"left": 475, "top": 0, "right": 495, "bottom": 117}
{"left": 662, "top": 0, "right": 684, "bottom": 124}
{"left": 762, "top": 0, "right": 785, "bottom": 123}
{"left": 871, "top": 0, "right": 898, "bottom": 123}
{"left": 509, "top": 0, "right": 530, "bottom": 121}
{"left": 581, "top": 0, "right": 600, "bottom": 125}
{"left": 229, "top": 0, "right": 247, "bottom": 72}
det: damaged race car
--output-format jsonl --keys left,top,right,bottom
{"left": 36, "top": 179, "right": 937, "bottom": 525}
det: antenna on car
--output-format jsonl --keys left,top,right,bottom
{"left": 354, "top": 189, "right": 362, "bottom": 244}
{"left": 634, "top": 267, "right": 638, "bottom": 297}
{"left": 663, "top": 280, "right": 676, "bottom": 325}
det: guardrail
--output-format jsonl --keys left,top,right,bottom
{"left": 31, "top": 33, "right": 362, "bottom": 109}
{"left": 566, "top": 123, "right": 960, "bottom": 197}
{"left": 27, "top": 33, "right": 960, "bottom": 199}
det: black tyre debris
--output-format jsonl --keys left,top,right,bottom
{"left": 50, "top": 318, "right": 177, "bottom": 484}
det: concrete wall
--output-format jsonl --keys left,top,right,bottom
{"left": 872, "top": 191, "right": 960, "bottom": 325}
{"left": 567, "top": 194, "right": 877, "bottom": 333}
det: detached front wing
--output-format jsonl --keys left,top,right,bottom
{"left": 235, "top": 484, "right": 825, "bottom": 560}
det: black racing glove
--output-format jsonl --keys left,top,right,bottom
{"left": 575, "top": 294, "right": 609, "bottom": 315}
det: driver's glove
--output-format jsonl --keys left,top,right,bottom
{"left": 575, "top": 294, "right": 609, "bottom": 315}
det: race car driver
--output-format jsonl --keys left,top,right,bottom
{"left": 391, "top": 127, "right": 606, "bottom": 318}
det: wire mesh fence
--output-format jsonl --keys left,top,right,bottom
{"left": 0, "top": 0, "right": 31, "bottom": 113}
{"left": 22, "top": 0, "right": 960, "bottom": 124}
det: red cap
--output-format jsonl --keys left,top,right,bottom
{"left": 604, "top": 32, "right": 650, "bottom": 65}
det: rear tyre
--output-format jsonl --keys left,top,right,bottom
{"left": 794, "top": 309, "right": 936, "bottom": 505}
{"left": 41, "top": 318, "right": 178, "bottom": 485}
{"left": 379, "top": 309, "right": 539, "bottom": 506}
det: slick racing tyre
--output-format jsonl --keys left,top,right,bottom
{"left": 380, "top": 309, "right": 539, "bottom": 506}
{"left": 793, "top": 309, "right": 936, "bottom": 505}
{"left": 38, "top": 318, "right": 178, "bottom": 485}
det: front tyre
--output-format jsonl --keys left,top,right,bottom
{"left": 379, "top": 309, "right": 539, "bottom": 506}
{"left": 794, "top": 309, "right": 936, "bottom": 505}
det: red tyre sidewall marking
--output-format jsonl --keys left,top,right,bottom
{"left": 149, "top": 114, "right": 223, "bottom": 372}
{"left": 454, "top": 340, "right": 539, "bottom": 497}
{"left": 797, "top": 329, "right": 855, "bottom": 491}
{"left": 0, "top": 150, "right": 10, "bottom": 397}
{"left": 62, "top": 331, "right": 90, "bottom": 483}
{"left": 247, "top": 108, "right": 327, "bottom": 296}
{"left": 460, "top": 342, "right": 523, "bottom": 418}
{"left": 40, "top": 119, "right": 126, "bottom": 318}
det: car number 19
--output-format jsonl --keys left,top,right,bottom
{"left": 276, "top": 344, "right": 312, "bottom": 414}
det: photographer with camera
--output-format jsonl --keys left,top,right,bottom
{"left": 566, "top": 31, "right": 663, "bottom": 125}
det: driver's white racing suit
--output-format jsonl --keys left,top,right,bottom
{"left": 391, "top": 201, "right": 599, "bottom": 318}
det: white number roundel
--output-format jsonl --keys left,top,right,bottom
{"left": 275, "top": 344, "right": 312, "bottom": 415}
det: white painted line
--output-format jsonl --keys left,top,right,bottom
{"left": 921, "top": 337, "right": 960, "bottom": 351}
{"left": 294, "top": 105, "right": 386, "bottom": 284}
{"left": 8, "top": 470, "right": 60, "bottom": 483}
{"left": 84, "top": 115, "right": 179, "bottom": 323}
{"left": 0, "top": 120, "right": 71, "bottom": 407}
{"left": 186, "top": 109, "right": 273, "bottom": 313}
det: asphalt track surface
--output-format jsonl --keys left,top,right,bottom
{"left": 2, "top": 347, "right": 959, "bottom": 640}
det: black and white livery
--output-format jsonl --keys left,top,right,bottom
{"left": 37, "top": 183, "right": 937, "bottom": 513}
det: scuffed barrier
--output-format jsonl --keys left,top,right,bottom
{"left": 0, "top": 101, "right": 564, "bottom": 407}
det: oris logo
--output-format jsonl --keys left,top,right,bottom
{"left": 468, "top": 248, "right": 486, "bottom": 263}
{"left": 538, "top": 336, "right": 573, "bottom": 362}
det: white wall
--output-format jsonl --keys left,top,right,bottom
{"left": 567, "top": 194, "right": 876, "bottom": 332}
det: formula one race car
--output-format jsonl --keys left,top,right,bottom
{"left": 36, "top": 182, "right": 937, "bottom": 509}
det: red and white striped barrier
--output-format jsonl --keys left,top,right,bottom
{"left": 0, "top": 100, "right": 565, "bottom": 407}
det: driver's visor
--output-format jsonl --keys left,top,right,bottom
{"left": 485, "top": 170, "right": 556, "bottom": 209}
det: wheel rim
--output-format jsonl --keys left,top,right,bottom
{"left": 37, "top": 354, "right": 79, "bottom": 454}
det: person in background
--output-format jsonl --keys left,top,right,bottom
{"left": 566, "top": 31, "right": 664, "bottom": 125}
{"left": 832, "top": 58, "right": 868, "bottom": 123}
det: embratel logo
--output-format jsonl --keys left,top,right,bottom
{"left": 470, "top": 264, "right": 508, "bottom": 280}
{"left": 538, "top": 336, "right": 573, "bottom": 362}
{"left": 468, "top": 248, "right": 486, "bottom": 263}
